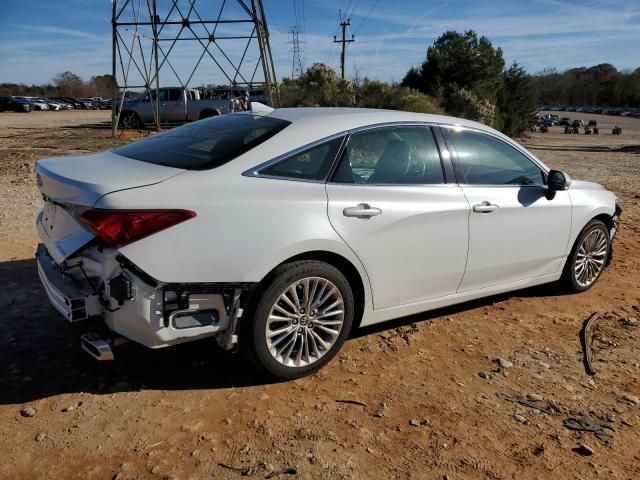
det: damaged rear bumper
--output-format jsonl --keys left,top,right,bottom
{"left": 36, "top": 243, "right": 255, "bottom": 353}
{"left": 36, "top": 244, "right": 101, "bottom": 321}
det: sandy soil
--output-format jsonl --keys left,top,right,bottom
{"left": 0, "top": 110, "right": 639, "bottom": 480}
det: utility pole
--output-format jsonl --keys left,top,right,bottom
{"left": 333, "top": 18, "right": 354, "bottom": 80}
{"left": 288, "top": 26, "right": 304, "bottom": 79}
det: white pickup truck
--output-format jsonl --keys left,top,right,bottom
{"left": 118, "top": 87, "right": 242, "bottom": 128}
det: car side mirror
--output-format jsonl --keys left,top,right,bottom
{"left": 546, "top": 170, "right": 570, "bottom": 199}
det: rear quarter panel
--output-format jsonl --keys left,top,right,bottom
{"left": 95, "top": 172, "right": 371, "bottom": 300}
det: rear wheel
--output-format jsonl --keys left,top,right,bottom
{"left": 120, "top": 111, "right": 142, "bottom": 129}
{"left": 562, "top": 219, "right": 610, "bottom": 292}
{"left": 241, "top": 261, "right": 354, "bottom": 379}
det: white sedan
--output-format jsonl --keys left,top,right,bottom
{"left": 35, "top": 107, "right": 621, "bottom": 378}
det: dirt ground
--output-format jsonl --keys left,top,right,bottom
{"left": 0, "top": 110, "right": 638, "bottom": 480}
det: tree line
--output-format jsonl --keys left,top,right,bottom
{"left": 0, "top": 72, "right": 115, "bottom": 98}
{"left": 531, "top": 65, "right": 640, "bottom": 108}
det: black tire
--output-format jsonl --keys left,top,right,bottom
{"left": 119, "top": 111, "right": 142, "bottom": 129}
{"left": 240, "top": 260, "right": 355, "bottom": 380}
{"left": 561, "top": 219, "right": 610, "bottom": 293}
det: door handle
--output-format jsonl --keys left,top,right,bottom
{"left": 343, "top": 203, "right": 382, "bottom": 219}
{"left": 472, "top": 201, "right": 498, "bottom": 213}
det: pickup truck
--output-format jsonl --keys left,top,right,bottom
{"left": 118, "top": 87, "right": 240, "bottom": 128}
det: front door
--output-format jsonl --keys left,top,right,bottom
{"left": 443, "top": 126, "right": 572, "bottom": 292}
{"left": 326, "top": 125, "right": 469, "bottom": 310}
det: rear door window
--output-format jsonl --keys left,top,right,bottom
{"left": 114, "top": 114, "right": 290, "bottom": 170}
{"left": 332, "top": 126, "right": 445, "bottom": 184}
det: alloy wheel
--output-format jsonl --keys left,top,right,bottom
{"left": 574, "top": 228, "right": 608, "bottom": 287}
{"left": 265, "top": 277, "right": 345, "bottom": 368}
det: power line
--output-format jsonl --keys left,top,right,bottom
{"left": 346, "top": 0, "right": 361, "bottom": 19}
{"left": 354, "top": 0, "right": 381, "bottom": 34}
{"left": 300, "top": 0, "right": 306, "bottom": 32}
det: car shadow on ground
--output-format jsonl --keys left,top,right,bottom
{"left": 0, "top": 257, "right": 569, "bottom": 405}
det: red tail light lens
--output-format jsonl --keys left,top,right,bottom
{"left": 80, "top": 209, "right": 196, "bottom": 249}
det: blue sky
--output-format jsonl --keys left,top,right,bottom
{"left": 1, "top": 0, "right": 639, "bottom": 87}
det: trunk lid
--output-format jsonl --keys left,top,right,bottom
{"left": 36, "top": 151, "right": 184, "bottom": 263}
{"left": 36, "top": 151, "right": 184, "bottom": 206}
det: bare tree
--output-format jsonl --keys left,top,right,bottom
{"left": 52, "top": 71, "right": 85, "bottom": 97}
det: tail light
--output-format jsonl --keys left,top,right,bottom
{"left": 80, "top": 209, "right": 196, "bottom": 249}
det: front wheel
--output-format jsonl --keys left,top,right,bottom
{"left": 562, "top": 219, "right": 610, "bottom": 292}
{"left": 241, "top": 261, "right": 354, "bottom": 379}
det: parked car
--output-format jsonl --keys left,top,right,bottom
{"left": 0, "top": 95, "right": 32, "bottom": 112}
{"left": 558, "top": 118, "right": 571, "bottom": 126}
{"left": 588, "top": 120, "right": 597, "bottom": 127}
{"left": 54, "top": 97, "right": 83, "bottom": 109}
{"left": 76, "top": 98, "right": 97, "bottom": 109}
{"left": 571, "top": 120, "right": 584, "bottom": 128}
{"left": 19, "top": 97, "right": 49, "bottom": 111}
{"left": 612, "top": 126, "right": 622, "bottom": 135}
{"left": 118, "top": 87, "right": 236, "bottom": 128}
{"left": 35, "top": 107, "right": 622, "bottom": 379}
{"left": 47, "top": 98, "right": 73, "bottom": 110}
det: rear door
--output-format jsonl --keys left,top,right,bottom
{"left": 163, "top": 88, "right": 187, "bottom": 122}
{"left": 443, "top": 126, "right": 572, "bottom": 292}
{"left": 326, "top": 125, "right": 469, "bottom": 310}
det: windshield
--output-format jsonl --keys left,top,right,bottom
{"left": 114, "top": 113, "right": 290, "bottom": 170}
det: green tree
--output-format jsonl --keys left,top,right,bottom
{"left": 496, "top": 62, "right": 536, "bottom": 137}
{"left": 402, "top": 30, "right": 505, "bottom": 103}
{"left": 355, "top": 79, "right": 443, "bottom": 114}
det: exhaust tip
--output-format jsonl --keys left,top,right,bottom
{"left": 81, "top": 333, "right": 115, "bottom": 361}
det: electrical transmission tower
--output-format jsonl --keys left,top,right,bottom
{"left": 333, "top": 18, "right": 354, "bottom": 80}
{"left": 111, "top": 0, "right": 279, "bottom": 135}
{"left": 288, "top": 26, "right": 304, "bottom": 79}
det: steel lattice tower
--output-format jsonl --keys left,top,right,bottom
{"left": 287, "top": 26, "right": 304, "bottom": 79}
{"left": 111, "top": 0, "right": 279, "bottom": 134}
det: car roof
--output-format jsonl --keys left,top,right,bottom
{"left": 266, "top": 107, "right": 486, "bottom": 131}
{"left": 257, "top": 107, "right": 504, "bottom": 147}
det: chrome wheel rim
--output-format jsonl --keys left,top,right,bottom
{"left": 574, "top": 228, "right": 608, "bottom": 287}
{"left": 266, "top": 277, "right": 345, "bottom": 368}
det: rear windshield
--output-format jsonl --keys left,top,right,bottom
{"left": 114, "top": 114, "right": 290, "bottom": 170}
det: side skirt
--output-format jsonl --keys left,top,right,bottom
{"left": 360, "top": 273, "right": 561, "bottom": 327}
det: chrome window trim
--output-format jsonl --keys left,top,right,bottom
{"left": 243, "top": 121, "right": 548, "bottom": 188}
{"left": 327, "top": 183, "right": 460, "bottom": 188}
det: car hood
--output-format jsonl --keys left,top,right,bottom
{"left": 569, "top": 180, "right": 605, "bottom": 191}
